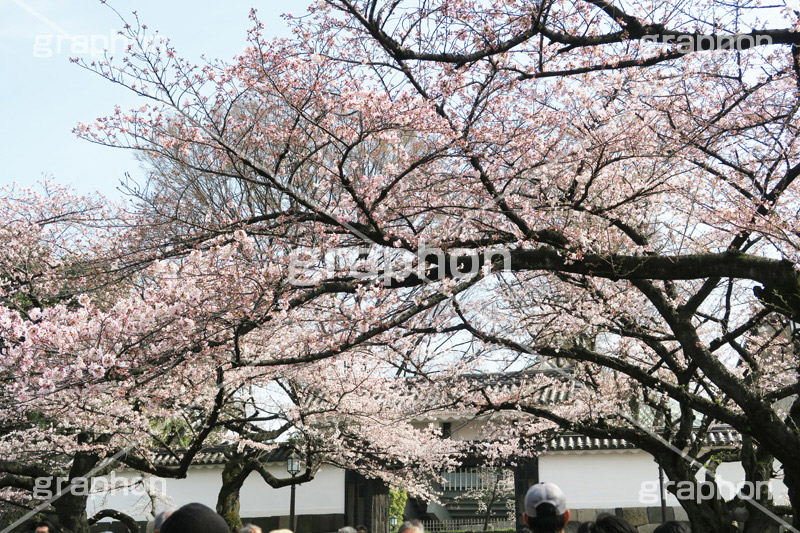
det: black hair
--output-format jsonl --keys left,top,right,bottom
{"left": 577, "top": 522, "right": 595, "bottom": 533}
{"left": 591, "top": 515, "right": 638, "bottom": 533}
{"left": 528, "top": 502, "right": 567, "bottom": 533}
{"left": 653, "top": 521, "right": 687, "bottom": 533}
{"left": 34, "top": 521, "right": 57, "bottom": 533}
{"left": 160, "top": 503, "right": 230, "bottom": 533}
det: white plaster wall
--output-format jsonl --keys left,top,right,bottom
{"left": 85, "top": 448, "right": 790, "bottom": 522}
{"left": 538, "top": 452, "right": 790, "bottom": 509}
{"left": 87, "top": 464, "right": 345, "bottom": 522}
{"left": 770, "top": 462, "right": 790, "bottom": 506}
{"left": 706, "top": 461, "right": 789, "bottom": 507}
{"left": 538, "top": 451, "right": 661, "bottom": 508}
{"left": 451, "top": 420, "right": 483, "bottom": 441}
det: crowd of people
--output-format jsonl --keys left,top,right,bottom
{"left": 29, "top": 481, "right": 689, "bottom": 533}
{"left": 522, "top": 482, "right": 687, "bottom": 533}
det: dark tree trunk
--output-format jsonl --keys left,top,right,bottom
{"left": 53, "top": 496, "right": 91, "bottom": 533}
{"left": 370, "top": 479, "right": 390, "bottom": 533}
{"left": 88, "top": 509, "right": 141, "bottom": 533}
{"left": 215, "top": 450, "right": 320, "bottom": 532}
{"left": 658, "top": 456, "right": 736, "bottom": 533}
{"left": 52, "top": 452, "right": 100, "bottom": 533}
{"left": 672, "top": 491, "right": 734, "bottom": 533}
{"left": 785, "top": 466, "right": 800, "bottom": 529}
{"left": 513, "top": 459, "right": 537, "bottom": 533}
{"left": 783, "top": 396, "right": 800, "bottom": 528}
{"left": 739, "top": 435, "right": 779, "bottom": 533}
{"left": 217, "top": 454, "right": 248, "bottom": 532}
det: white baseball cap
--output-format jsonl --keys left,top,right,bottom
{"left": 525, "top": 482, "right": 567, "bottom": 517}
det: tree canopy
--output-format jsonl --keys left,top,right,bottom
{"left": 5, "top": 1, "right": 800, "bottom": 532}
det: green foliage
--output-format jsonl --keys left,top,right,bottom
{"left": 390, "top": 487, "right": 407, "bottom": 523}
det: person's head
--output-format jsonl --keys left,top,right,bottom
{"left": 339, "top": 527, "right": 358, "bottom": 533}
{"left": 34, "top": 521, "right": 57, "bottom": 533}
{"left": 355, "top": 525, "right": 368, "bottom": 533}
{"left": 241, "top": 525, "right": 263, "bottom": 533}
{"left": 653, "top": 522, "right": 687, "bottom": 533}
{"left": 591, "top": 515, "right": 638, "bottom": 533}
{"left": 577, "top": 523, "right": 594, "bottom": 533}
{"left": 397, "top": 520, "right": 424, "bottom": 533}
{"left": 160, "top": 503, "right": 231, "bottom": 533}
{"left": 523, "top": 482, "right": 569, "bottom": 533}
{"left": 154, "top": 509, "right": 175, "bottom": 533}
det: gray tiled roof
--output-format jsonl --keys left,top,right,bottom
{"left": 148, "top": 426, "right": 741, "bottom": 466}
{"left": 544, "top": 434, "right": 638, "bottom": 451}
{"left": 543, "top": 426, "right": 741, "bottom": 452}
{"left": 150, "top": 445, "right": 294, "bottom": 466}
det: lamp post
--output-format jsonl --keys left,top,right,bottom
{"left": 288, "top": 452, "right": 301, "bottom": 532}
{"left": 390, "top": 515, "right": 398, "bottom": 533}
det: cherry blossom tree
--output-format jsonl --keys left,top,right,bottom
{"left": 0, "top": 184, "right": 462, "bottom": 533}
{"left": 26, "top": 0, "right": 800, "bottom": 530}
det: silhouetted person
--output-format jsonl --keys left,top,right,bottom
{"left": 522, "top": 482, "right": 570, "bottom": 533}
{"left": 591, "top": 515, "right": 638, "bottom": 533}
{"left": 653, "top": 522, "right": 687, "bottom": 533}
{"left": 34, "top": 521, "right": 57, "bottom": 533}
{"left": 398, "top": 520, "right": 424, "bottom": 533}
{"left": 148, "top": 509, "right": 176, "bottom": 533}
{"left": 159, "top": 503, "right": 231, "bottom": 533}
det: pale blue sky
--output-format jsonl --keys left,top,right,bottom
{"left": 0, "top": 0, "right": 311, "bottom": 199}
